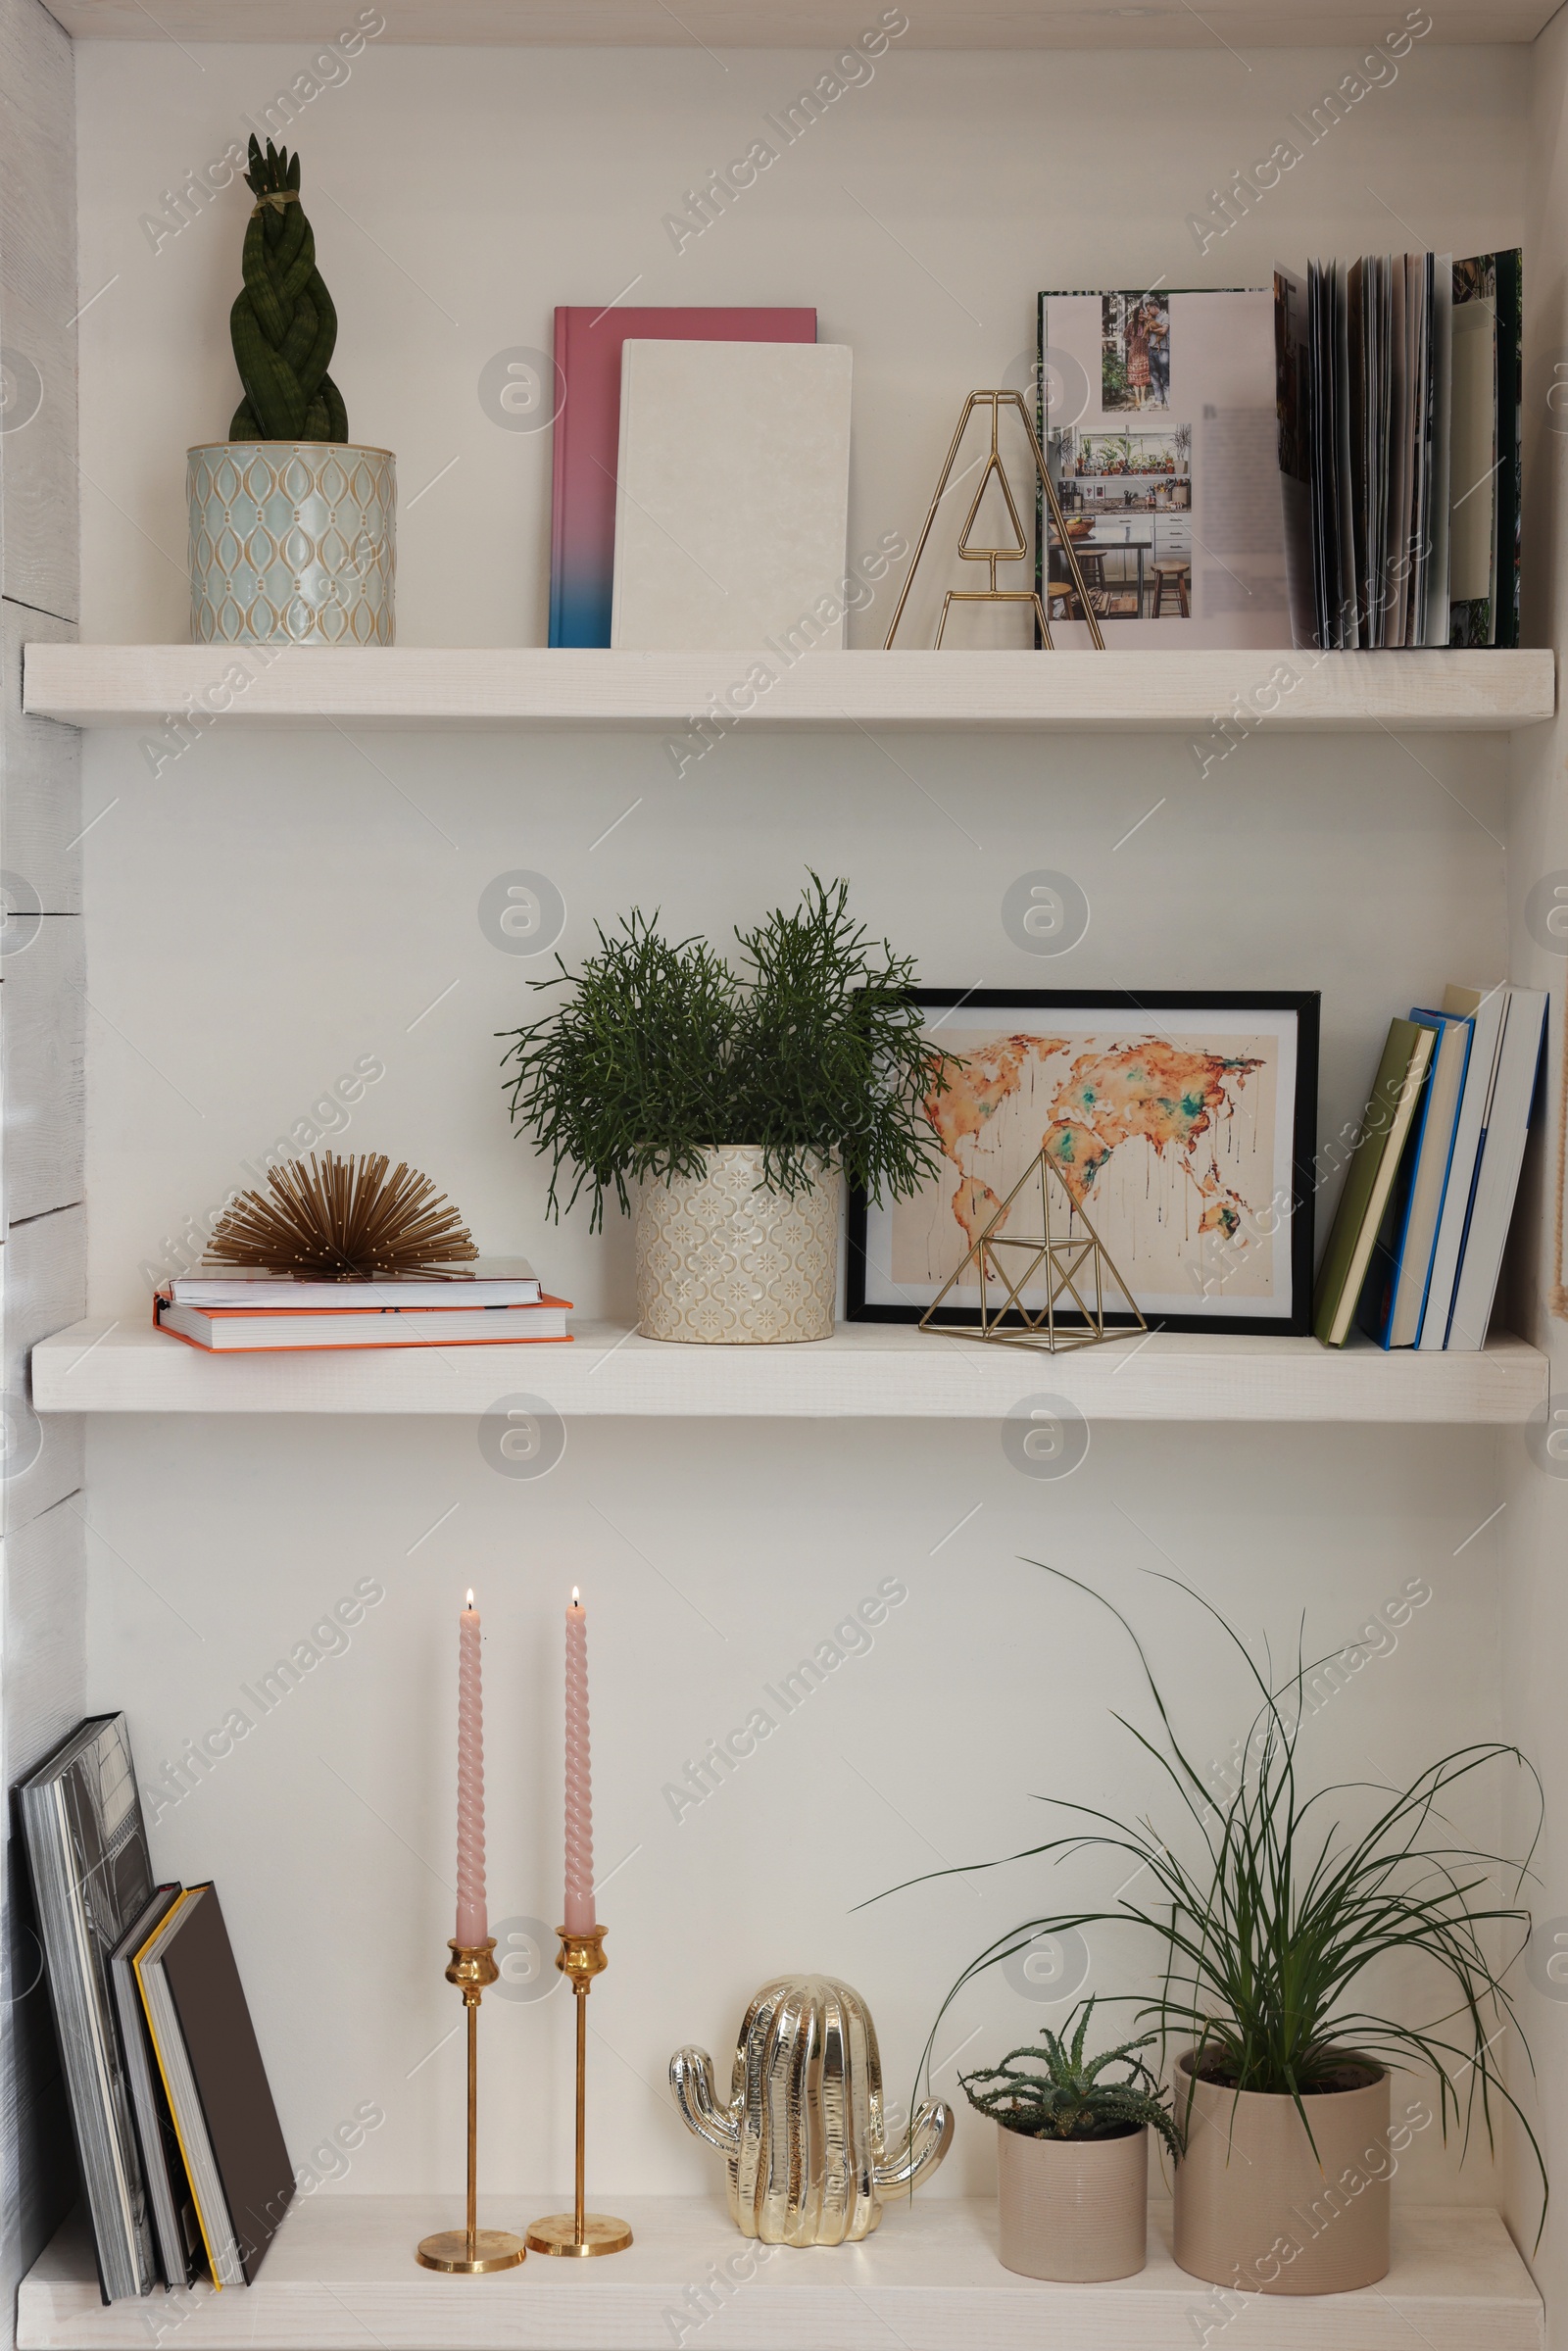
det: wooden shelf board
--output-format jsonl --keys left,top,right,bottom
{"left": 39, "top": 1, "right": 1558, "bottom": 47}
{"left": 17, "top": 2198, "right": 1544, "bottom": 2351}
{"left": 29, "top": 1319, "right": 1548, "bottom": 1423}
{"left": 21, "top": 646, "right": 1555, "bottom": 735}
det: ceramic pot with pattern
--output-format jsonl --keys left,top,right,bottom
{"left": 187, "top": 441, "right": 396, "bottom": 645}
{"left": 634, "top": 1145, "right": 840, "bottom": 1344}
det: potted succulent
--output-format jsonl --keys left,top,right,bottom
{"left": 880, "top": 1564, "right": 1545, "bottom": 2295}
{"left": 960, "top": 1999, "right": 1180, "bottom": 2281}
{"left": 500, "top": 875, "right": 950, "bottom": 1344}
{"left": 188, "top": 136, "right": 395, "bottom": 646}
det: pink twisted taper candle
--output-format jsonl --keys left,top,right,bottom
{"left": 456, "top": 1591, "right": 487, "bottom": 1949}
{"left": 564, "top": 1588, "right": 597, "bottom": 1935}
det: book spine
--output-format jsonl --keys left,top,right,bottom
{"left": 548, "top": 305, "right": 568, "bottom": 650}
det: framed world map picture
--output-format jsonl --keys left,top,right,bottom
{"left": 848, "top": 990, "right": 1320, "bottom": 1337}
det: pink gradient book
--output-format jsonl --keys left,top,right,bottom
{"left": 549, "top": 306, "right": 816, "bottom": 648}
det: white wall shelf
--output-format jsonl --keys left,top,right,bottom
{"left": 17, "top": 2197, "right": 1544, "bottom": 2351}
{"left": 29, "top": 1319, "right": 1548, "bottom": 1423}
{"left": 21, "top": 646, "right": 1555, "bottom": 736}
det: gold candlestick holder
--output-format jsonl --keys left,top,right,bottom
{"left": 416, "top": 1939, "right": 527, "bottom": 2274}
{"left": 525, "top": 1925, "right": 633, "bottom": 2256}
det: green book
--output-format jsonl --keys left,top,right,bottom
{"left": 1313, "top": 1019, "right": 1437, "bottom": 1347}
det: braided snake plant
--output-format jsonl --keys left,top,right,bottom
{"left": 228, "top": 136, "right": 348, "bottom": 442}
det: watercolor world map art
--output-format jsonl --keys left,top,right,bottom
{"left": 893, "top": 1023, "right": 1285, "bottom": 1311}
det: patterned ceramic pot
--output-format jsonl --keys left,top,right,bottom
{"left": 187, "top": 441, "right": 396, "bottom": 645}
{"left": 634, "top": 1147, "right": 840, "bottom": 1344}
{"left": 996, "top": 2120, "right": 1148, "bottom": 2281}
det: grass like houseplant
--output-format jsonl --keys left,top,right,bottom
{"left": 874, "top": 1561, "right": 1545, "bottom": 2287}
{"left": 962, "top": 1999, "right": 1177, "bottom": 2282}
{"left": 499, "top": 876, "right": 953, "bottom": 1343}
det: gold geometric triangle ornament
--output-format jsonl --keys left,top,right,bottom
{"left": 918, "top": 1150, "right": 1146, "bottom": 1353}
{"left": 884, "top": 389, "right": 1106, "bottom": 652}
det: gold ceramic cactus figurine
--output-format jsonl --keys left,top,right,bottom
{"left": 669, "top": 1975, "right": 953, "bottom": 2245}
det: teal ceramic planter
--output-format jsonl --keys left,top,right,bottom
{"left": 187, "top": 441, "right": 396, "bottom": 646}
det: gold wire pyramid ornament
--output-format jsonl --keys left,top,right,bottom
{"left": 919, "top": 1150, "right": 1145, "bottom": 1352}
{"left": 884, "top": 389, "right": 1106, "bottom": 652}
{"left": 207, "top": 1151, "right": 478, "bottom": 1279}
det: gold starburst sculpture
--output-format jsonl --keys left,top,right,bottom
{"left": 207, "top": 1151, "right": 478, "bottom": 1279}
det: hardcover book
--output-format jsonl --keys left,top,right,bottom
{"left": 611, "top": 340, "right": 853, "bottom": 652}
{"left": 1036, "top": 287, "right": 1284, "bottom": 647}
{"left": 21, "top": 1716, "right": 160, "bottom": 2302}
{"left": 549, "top": 305, "right": 816, "bottom": 648}
{"left": 135, "top": 1885, "right": 294, "bottom": 2287}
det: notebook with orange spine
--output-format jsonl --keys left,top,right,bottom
{"left": 154, "top": 1293, "right": 573, "bottom": 1351}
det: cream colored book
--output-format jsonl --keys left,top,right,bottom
{"left": 611, "top": 339, "right": 852, "bottom": 651}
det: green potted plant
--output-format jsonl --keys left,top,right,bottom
{"left": 500, "top": 875, "right": 950, "bottom": 1344}
{"left": 960, "top": 1999, "right": 1180, "bottom": 2281}
{"left": 880, "top": 1563, "right": 1545, "bottom": 2295}
{"left": 188, "top": 136, "right": 395, "bottom": 646}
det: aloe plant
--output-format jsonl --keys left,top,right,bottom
{"left": 228, "top": 136, "right": 348, "bottom": 443}
{"left": 960, "top": 1998, "right": 1183, "bottom": 2158}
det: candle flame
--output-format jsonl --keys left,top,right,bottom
{"left": 466, "top": 1588, "right": 474, "bottom": 1607}
{"left": 571, "top": 1585, "right": 580, "bottom": 1605}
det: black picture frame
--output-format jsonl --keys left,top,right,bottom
{"left": 847, "top": 989, "right": 1320, "bottom": 1339}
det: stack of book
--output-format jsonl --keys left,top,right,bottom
{"left": 21, "top": 1716, "right": 293, "bottom": 2300}
{"left": 155, "top": 1257, "right": 570, "bottom": 1351}
{"left": 1275, "top": 248, "right": 1521, "bottom": 651}
{"left": 1313, "top": 982, "right": 1548, "bottom": 1349}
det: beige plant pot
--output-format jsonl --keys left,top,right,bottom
{"left": 996, "top": 2120, "right": 1148, "bottom": 2281}
{"left": 634, "top": 1147, "right": 840, "bottom": 1344}
{"left": 1172, "top": 2052, "right": 1390, "bottom": 2295}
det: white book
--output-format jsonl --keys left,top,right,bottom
{"left": 157, "top": 1299, "right": 570, "bottom": 1351}
{"left": 611, "top": 339, "right": 853, "bottom": 651}
{"left": 172, "top": 1256, "right": 541, "bottom": 1308}
{"left": 1446, "top": 986, "right": 1547, "bottom": 1350}
{"left": 1417, "top": 982, "right": 1508, "bottom": 1348}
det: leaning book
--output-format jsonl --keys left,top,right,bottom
{"left": 20, "top": 1715, "right": 160, "bottom": 2300}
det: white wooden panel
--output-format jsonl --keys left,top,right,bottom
{"left": 2, "top": 603, "right": 80, "bottom": 911}
{"left": 3, "top": 916, "right": 83, "bottom": 1225}
{"left": 0, "top": 0, "right": 77, "bottom": 624}
{"left": 6, "top": 1207, "right": 83, "bottom": 1529}
{"left": 1, "top": 1490, "right": 84, "bottom": 1792}
{"left": 17, "top": 646, "right": 1557, "bottom": 736}
{"left": 16, "top": 2198, "right": 1545, "bottom": 2351}
{"left": 0, "top": 1494, "right": 85, "bottom": 2351}
{"left": 36, "top": 0, "right": 1561, "bottom": 44}
{"left": 26, "top": 1317, "right": 1549, "bottom": 1424}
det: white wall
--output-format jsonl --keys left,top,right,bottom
{"left": 71, "top": 34, "right": 1537, "bottom": 2217}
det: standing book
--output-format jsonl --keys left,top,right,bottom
{"left": 1313, "top": 1018, "right": 1436, "bottom": 1346}
{"left": 1446, "top": 985, "right": 1547, "bottom": 1349}
{"left": 20, "top": 1715, "right": 159, "bottom": 2302}
{"left": 1418, "top": 983, "right": 1509, "bottom": 1347}
{"left": 549, "top": 305, "right": 816, "bottom": 648}
{"left": 111, "top": 1887, "right": 200, "bottom": 2287}
{"left": 134, "top": 1884, "right": 294, "bottom": 2286}
{"left": 1358, "top": 1008, "right": 1473, "bottom": 1348}
{"left": 611, "top": 339, "right": 853, "bottom": 652}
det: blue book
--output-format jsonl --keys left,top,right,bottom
{"left": 1358, "top": 1009, "right": 1473, "bottom": 1348}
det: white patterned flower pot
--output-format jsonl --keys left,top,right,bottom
{"left": 634, "top": 1147, "right": 840, "bottom": 1344}
{"left": 187, "top": 441, "right": 396, "bottom": 645}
